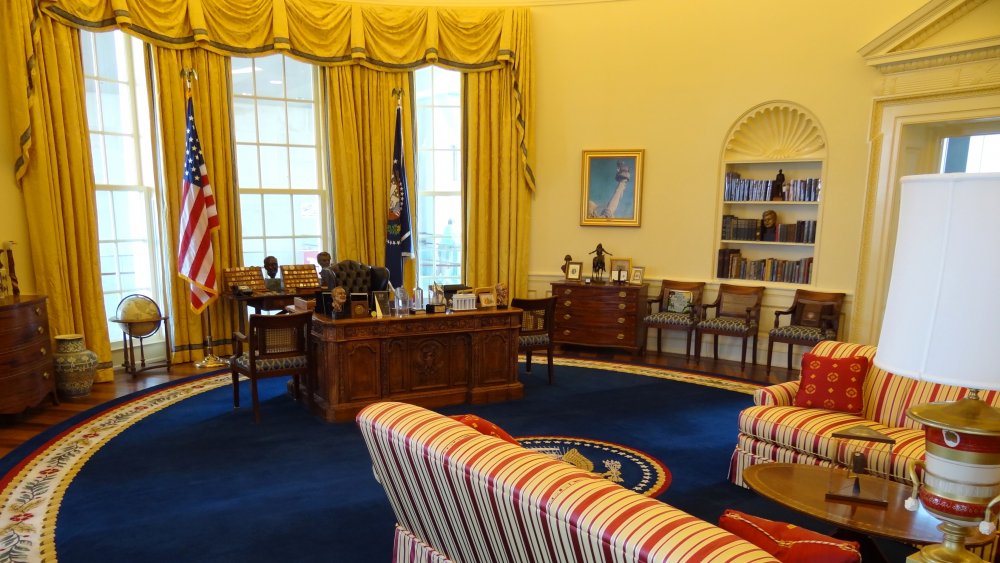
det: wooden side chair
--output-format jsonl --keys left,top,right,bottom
{"left": 643, "top": 280, "right": 706, "bottom": 358}
{"left": 766, "top": 289, "right": 845, "bottom": 374}
{"left": 230, "top": 311, "right": 313, "bottom": 423}
{"left": 511, "top": 296, "right": 556, "bottom": 384}
{"left": 695, "top": 284, "right": 765, "bottom": 370}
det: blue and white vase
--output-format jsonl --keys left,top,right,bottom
{"left": 53, "top": 334, "right": 98, "bottom": 398}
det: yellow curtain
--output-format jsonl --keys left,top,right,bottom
{"left": 326, "top": 66, "right": 415, "bottom": 286}
{"left": 1, "top": 9, "right": 114, "bottom": 382}
{"left": 464, "top": 68, "right": 532, "bottom": 298}
{"left": 152, "top": 47, "right": 240, "bottom": 362}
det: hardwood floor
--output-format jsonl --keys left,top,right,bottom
{"left": 0, "top": 347, "right": 798, "bottom": 459}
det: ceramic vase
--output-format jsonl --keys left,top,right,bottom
{"left": 53, "top": 334, "right": 98, "bottom": 398}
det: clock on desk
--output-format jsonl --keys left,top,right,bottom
{"left": 351, "top": 293, "right": 370, "bottom": 318}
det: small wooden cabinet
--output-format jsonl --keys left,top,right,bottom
{"left": 0, "top": 295, "right": 58, "bottom": 414}
{"left": 551, "top": 282, "right": 649, "bottom": 354}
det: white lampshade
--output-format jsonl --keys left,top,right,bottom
{"left": 874, "top": 172, "right": 1000, "bottom": 390}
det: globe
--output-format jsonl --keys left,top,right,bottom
{"left": 113, "top": 294, "right": 162, "bottom": 338}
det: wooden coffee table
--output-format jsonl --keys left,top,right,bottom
{"left": 743, "top": 463, "right": 994, "bottom": 560}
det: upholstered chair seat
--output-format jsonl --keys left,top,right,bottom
{"left": 646, "top": 311, "right": 698, "bottom": 328}
{"left": 766, "top": 289, "right": 845, "bottom": 374}
{"left": 699, "top": 316, "right": 756, "bottom": 332}
{"left": 768, "top": 325, "right": 835, "bottom": 341}
{"left": 511, "top": 296, "right": 556, "bottom": 384}
{"left": 233, "top": 353, "right": 308, "bottom": 372}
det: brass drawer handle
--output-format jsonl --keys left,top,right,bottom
{"left": 616, "top": 334, "right": 625, "bottom": 340}
{"left": 563, "top": 329, "right": 571, "bottom": 335}
{"left": 37, "top": 326, "right": 44, "bottom": 334}
{"left": 564, "top": 300, "right": 572, "bottom": 307}
{"left": 619, "top": 291, "right": 627, "bottom": 298}
{"left": 618, "top": 303, "right": 626, "bottom": 310}
{"left": 617, "top": 317, "right": 625, "bottom": 324}
{"left": 42, "top": 371, "right": 50, "bottom": 380}
{"left": 39, "top": 347, "right": 47, "bottom": 356}
{"left": 34, "top": 307, "right": 42, "bottom": 316}
{"left": 563, "top": 314, "right": 571, "bottom": 320}
{"left": 563, "top": 288, "right": 573, "bottom": 295}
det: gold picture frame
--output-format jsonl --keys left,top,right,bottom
{"left": 629, "top": 266, "right": 645, "bottom": 285}
{"left": 580, "top": 150, "right": 644, "bottom": 227}
{"left": 566, "top": 261, "right": 583, "bottom": 281}
{"left": 608, "top": 257, "right": 632, "bottom": 283}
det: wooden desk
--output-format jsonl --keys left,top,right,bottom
{"left": 304, "top": 308, "right": 522, "bottom": 422}
{"left": 743, "top": 463, "right": 994, "bottom": 561}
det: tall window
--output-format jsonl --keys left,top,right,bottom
{"left": 81, "top": 30, "right": 160, "bottom": 338}
{"left": 232, "top": 56, "right": 328, "bottom": 271}
{"left": 414, "top": 66, "right": 463, "bottom": 290}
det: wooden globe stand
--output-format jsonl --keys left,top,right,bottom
{"left": 111, "top": 295, "right": 172, "bottom": 377}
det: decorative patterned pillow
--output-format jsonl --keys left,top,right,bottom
{"left": 793, "top": 352, "right": 869, "bottom": 413}
{"left": 718, "top": 509, "right": 860, "bottom": 563}
{"left": 449, "top": 414, "right": 519, "bottom": 444}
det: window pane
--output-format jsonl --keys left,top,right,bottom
{"left": 416, "top": 107, "right": 433, "bottom": 150}
{"left": 240, "top": 193, "right": 264, "bottom": 237}
{"left": 231, "top": 59, "right": 256, "bottom": 96}
{"left": 257, "top": 99, "right": 288, "bottom": 144}
{"left": 94, "top": 32, "right": 122, "bottom": 80}
{"left": 84, "top": 79, "right": 100, "bottom": 129}
{"left": 81, "top": 34, "right": 96, "bottom": 77}
{"left": 263, "top": 194, "right": 294, "bottom": 236}
{"left": 433, "top": 107, "right": 460, "bottom": 148}
{"left": 104, "top": 135, "right": 137, "bottom": 185}
{"left": 433, "top": 66, "right": 460, "bottom": 105}
{"left": 294, "top": 194, "right": 321, "bottom": 235}
{"left": 434, "top": 151, "right": 461, "bottom": 191}
{"left": 233, "top": 98, "right": 258, "bottom": 143}
{"left": 113, "top": 191, "right": 147, "bottom": 239}
{"left": 289, "top": 147, "right": 317, "bottom": 189}
{"left": 99, "top": 82, "right": 133, "bottom": 134}
{"left": 287, "top": 101, "right": 315, "bottom": 145}
{"left": 95, "top": 192, "right": 114, "bottom": 239}
{"left": 284, "top": 60, "right": 314, "bottom": 101}
{"left": 90, "top": 134, "right": 108, "bottom": 184}
{"left": 255, "top": 56, "right": 286, "bottom": 98}
{"left": 295, "top": 238, "right": 322, "bottom": 265}
{"left": 259, "top": 146, "right": 290, "bottom": 188}
{"left": 236, "top": 144, "right": 260, "bottom": 188}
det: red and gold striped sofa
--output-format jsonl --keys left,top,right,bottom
{"left": 358, "top": 401, "right": 778, "bottom": 562}
{"left": 729, "top": 340, "right": 1000, "bottom": 558}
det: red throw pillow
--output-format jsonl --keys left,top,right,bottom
{"left": 793, "top": 352, "right": 869, "bottom": 414}
{"left": 718, "top": 509, "right": 860, "bottom": 563}
{"left": 449, "top": 414, "right": 519, "bottom": 444}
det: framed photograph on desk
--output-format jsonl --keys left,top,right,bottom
{"left": 566, "top": 261, "right": 583, "bottom": 281}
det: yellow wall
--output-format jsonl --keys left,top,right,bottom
{"left": 527, "top": 0, "right": 926, "bottom": 293}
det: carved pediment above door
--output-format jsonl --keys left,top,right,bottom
{"left": 858, "top": 0, "right": 1000, "bottom": 95}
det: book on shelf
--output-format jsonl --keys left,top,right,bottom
{"left": 724, "top": 172, "right": 821, "bottom": 202}
{"left": 717, "top": 250, "right": 813, "bottom": 284}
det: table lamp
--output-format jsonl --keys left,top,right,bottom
{"left": 875, "top": 172, "right": 1000, "bottom": 563}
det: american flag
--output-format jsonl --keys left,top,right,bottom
{"left": 177, "top": 97, "right": 219, "bottom": 312}
{"left": 385, "top": 102, "right": 412, "bottom": 288}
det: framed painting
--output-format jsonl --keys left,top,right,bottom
{"left": 629, "top": 266, "right": 645, "bottom": 285}
{"left": 609, "top": 257, "right": 632, "bottom": 283}
{"left": 580, "top": 150, "right": 644, "bottom": 227}
{"left": 566, "top": 261, "right": 583, "bottom": 281}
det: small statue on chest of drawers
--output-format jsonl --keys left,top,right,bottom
{"left": 589, "top": 243, "right": 612, "bottom": 281}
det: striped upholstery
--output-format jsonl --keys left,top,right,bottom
{"left": 359, "top": 401, "right": 778, "bottom": 563}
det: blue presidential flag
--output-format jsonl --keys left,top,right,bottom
{"left": 385, "top": 103, "right": 412, "bottom": 288}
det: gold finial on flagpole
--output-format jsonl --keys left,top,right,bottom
{"left": 391, "top": 87, "right": 403, "bottom": 108}
{"left": 180, "top": 68, "right": 199, "bottom": 92}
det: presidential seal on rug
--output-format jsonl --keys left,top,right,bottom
{"left": 518, "top": 435, "right": 672, "bottom": 497}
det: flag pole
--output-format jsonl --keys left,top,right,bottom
{"left": 179, "top": 68, "right": 227, "bottom": 369}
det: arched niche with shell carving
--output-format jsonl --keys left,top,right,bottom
{"left": 715, "top": 101, "right": 826, "bottom": 287}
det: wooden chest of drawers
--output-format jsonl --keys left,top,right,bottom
{"left": 0, "top": 295, "right": 58, "bottom": 414}
{"left": 550, "top": 282, "right": 649, "bottom": 354}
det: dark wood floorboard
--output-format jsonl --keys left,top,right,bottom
{"left": 0, "top": 349, "right": 797, "bottom": 459}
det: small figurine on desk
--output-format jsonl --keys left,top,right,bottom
{"left": 263, "top": 255, "right": 282, "bottom": 292}
{"left": 495, "top": 282, "right": 508, "bottom": 309}
{"left": 330, "top": 286, "right": 348, "bottom": 313}
{"left": 317, "top": 251, "right": 337, "bottom": 289}
{"left": 589, "top": 244, "right": 611, "bottom": 281}
{"left": 770, "top": 169, "right": 785, "bottom": 201}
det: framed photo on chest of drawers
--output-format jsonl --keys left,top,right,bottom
{"left": 550, "top": 281, "right": 649, "bottom": 354}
